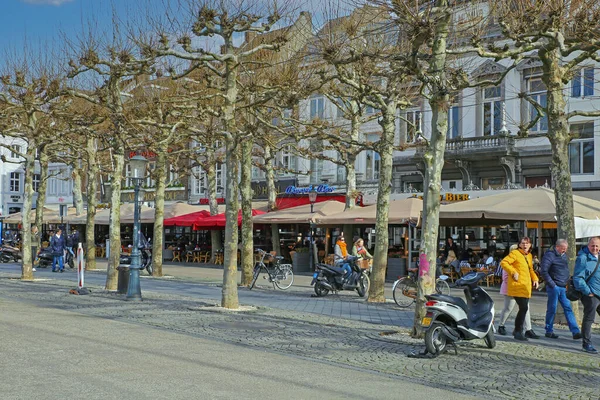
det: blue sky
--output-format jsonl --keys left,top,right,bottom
{"left": 0, "top": 0, "right": 164, "bottom": 54}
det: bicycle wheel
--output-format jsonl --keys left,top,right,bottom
{"left": 273, "top": 264, "right": 294, "bottom": 290}
{"left": 435, "top": 279, "right": 450, "bottom": 295}
{"left": 392, "top": 277, "right": 416, "bottom": 308}
{"left": 249, "top": 264, "right": 262, "bottom": 290}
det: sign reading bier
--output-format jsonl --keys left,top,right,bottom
{"left": 411, "top": 193, "right": 470, "bottom": 202}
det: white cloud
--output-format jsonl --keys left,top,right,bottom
{"left": 22, "top": 0, "right": 75, "bottom": 6}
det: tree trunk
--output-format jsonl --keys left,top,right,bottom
{"left": 72, "top": 166, "right": 84, "bottom": 215}
{"left": 413, "top": 1, "right": 451, "bottom": 336}
{"left": 106, "top": 145, "right": 124, "bottom": 290}
{"left": 240, "top": 140, "right": 254, "bottom": 285}
{"left": 20, "top": 149, "right": 36, "bottom": 280}
{"left": 152, "top": 147, "right": 168, "bottom": 277}
{"left": 34, "top": 149, "right": 49, "bottom": 252}
{"left": 367, "top": 111, "right": 395, "bottom": 302}
{"left": 264, "top": 144, "right": 280, "bottom": 255}
{"left": 206, "top": 162, "right": 222, "bottom": 260}
{"left": 222, "top": 141, "right": 240, "bottom": 308}
{"left": 85, "top": 137, "right": 99, "bottom": 270}
{"left": 542, "top": 47, "right": 580, "bottom": 320}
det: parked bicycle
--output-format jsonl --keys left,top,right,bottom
{"left": 392, "top": 267, "right": 450, "bottom": 308}
{"left": 249, "top": 249, "right": 294, "bottom": 290}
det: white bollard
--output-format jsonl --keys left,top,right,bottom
{"left": 77, "top": 243, "right": 85, "bottom": 289}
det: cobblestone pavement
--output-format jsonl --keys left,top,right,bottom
{"left": 1, "top": 277, "right": 599, "bottom": 400}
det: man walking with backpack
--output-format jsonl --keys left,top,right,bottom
{"left": 540, "top": 239, "right": 582, "bottom": 340}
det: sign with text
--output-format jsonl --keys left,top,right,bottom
{"left": 120, "top": 189, "right": 186, "bottom": 203}
{"left": 411, "top": 193, "right": 470, "bottom": 202}
{"left": 251, "top": 179, "right": 296, "bottom": 199}
{"left": 285, "top": 184, "right": 335, "bottom": 195}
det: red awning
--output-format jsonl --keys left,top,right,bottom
{"left": 193, "top": 209, "right": 266, "bottom": 230}
{"left": 275, "top": 195, "right": 347, "bottom": 210}
{"left": 164, "top": 210, "right": 211, "bottom": 227}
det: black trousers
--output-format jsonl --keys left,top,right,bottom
{"left": 580, "top": 295, "right": 600, "bottom": 347}
{"left": 513, "top": 297, "right": 530, "bottom": 333}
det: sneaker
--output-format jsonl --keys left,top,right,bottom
{"left": 545, "top": 332, "right": 559, "bottom": 339}
{"left": 498, "top": 325, "right": 506, "bottom": 335}
{"left": 60, "top": 269, "right": 64, "bottom": 273}
{"left": 582, "top": 344, "right": 598, "bottom": 354}
{"left": 52, "top": 269, "right": 57, "bottom": 273}
{"left": 32, "top": 268, "right": 36, "bottom": 272}
{"left": 514, "top": 332, "right": 529, "bottom": 341}
{"left": 525, "top": 330, "right": 540, "bottom": 339}
{"left": 573, "top": 333, "right": 583, "bottom": 340}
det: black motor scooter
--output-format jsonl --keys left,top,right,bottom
{"left": 119, "top": 235, "right": 153, "bottom": 275}
{"left": 36, "top": 247, "right": 75, "bottom": 269}
{"left": 311, "top": 255, "right": 370, "bottom": 297}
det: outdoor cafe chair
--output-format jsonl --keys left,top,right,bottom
{"left": 172, "top": 250, "right": 182, "bottom": 262}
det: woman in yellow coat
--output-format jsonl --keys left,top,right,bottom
{"left": 500, "top": 236, "right": 539, "bottom": 341}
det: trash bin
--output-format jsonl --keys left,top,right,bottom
{"left": 117, "top": 265, "right": 130, "bottom": 294}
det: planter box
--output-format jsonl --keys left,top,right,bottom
{"left": 386, "top": 257, "right": 407, "bottom": 281}
{"left": 292, "top": 252, "right": 311, "bottom": 273}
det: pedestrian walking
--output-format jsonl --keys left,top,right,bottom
{"left": 574, "top": 236, "right": 600, "bottom": 354}
{"left": 497, "top": 245, "right": 536, "bottom": 338}
{"left": 500, "top": 237, "right": 539, "bottom": 341}
{"left": 50, "top": 228, "right": 66, "bottom": 273}
{"left": 540, "top": 239, "right": 582, "bottom": 339}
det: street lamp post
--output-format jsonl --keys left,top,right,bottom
{"left": 308, "top": 190, "right": 318, "bottom": 271}
{"left": 126, "top": 155, "right": 148, "bottom": 301}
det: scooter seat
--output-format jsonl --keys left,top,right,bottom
{"left": 428, "top": 294, "right": 469, "bottom": 314}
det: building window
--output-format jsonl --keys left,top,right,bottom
{"left": 405, "top": 109, "right": 421, "bottom": 142}
{"left": 215, "top": 163, "right": 224, "bottom": 194}
{"left": 10, "top": 145, "right": 21, "bottom": 159}
{"left": 571, "top": 67, "right": 595, "bottom": 98}
{"left": 447, "top": 95, "right": 460, "bottom": 139}
{"left": 33, "top": 174, "right": 40, "bottom": 192}
{"left": 9, "top": 172, "right": 20, "bottom": 192}
{"left": 365, "top": 105, "right": 376, "bottom": 115}
{"left": 125, "top": 164, "right": 132, "bottom": 187}
{"left": 365, "top": 150, "right": 380, "bottom": 180}
{"left": 310, "top": 158, "right": 323, "bottom": 183}
{"left": 279, "top": 145, "right": 296, "bottom": 176}
{"left": 192, "top": 166, "right": 204, "bottom": 195}
{"left": 336, "top": 98, "right": 345, "bottom": 118}
{"left": 309, "top": 96, "right": 324, "bottom": 119}
{"left": 483, "top": 86, "right": 502, "bottom": 136}
{"left": 481, "top": 177, "right": 505, "bottom": 190}
{"left": 528, "top": 77, "right": 548, "bottom": 132}
{"left": 569, "top": 122, "right": 594, "bottom": 174}
{"left": 169, "top": 165, "right": 179, "bottom": 184}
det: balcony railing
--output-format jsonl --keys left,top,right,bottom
{"left": 416, "top": 135, "right": 515, "bottom": 154}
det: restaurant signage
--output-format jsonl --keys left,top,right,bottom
{"left": 251, "top": 179, "right": 296, "bottom": 199}
{"left": 411, "top": 193, "right": 470, "bottom": 202}
{"left": 285, "top": 184, "right": 335, "bottom": 194}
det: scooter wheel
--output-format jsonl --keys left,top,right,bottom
{"left": 314, "top": 282, "right": 329, "bottom": 297}
{"left": 484, "top": 330, "right": 496, "bottom": 349}
{"left": 425, "top": 322, "right": 448, "bottom": 355}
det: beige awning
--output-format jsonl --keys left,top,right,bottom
{"left": 315, "top": 198, "right": 423, "bottom": 225}
{"left": 2, "top": 207, "right": 74, "bottom": 224}
{"left": 438, "top": 187, "right": 600, "bottom": 225}
{"left": 253, "top": 200, "right": 346, "bottom": 224}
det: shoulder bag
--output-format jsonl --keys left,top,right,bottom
{"left": 566, "top": 257, "right": 600, "bottom": 301}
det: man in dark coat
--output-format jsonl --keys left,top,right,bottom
{"left": 540, "top": 239, "right": 581, "bottom": 339}
{"left": 50, "top": 228, "right": 66, "bottom": 272}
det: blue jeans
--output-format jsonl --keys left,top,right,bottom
{"left": 545, "top": 285, "right": 580, "bottom": 334}
{"left": 52, "top": 255, "right": 64, "bottom": 271}
{"left": 341, "top": 263, "right": 352, "bottom": 279}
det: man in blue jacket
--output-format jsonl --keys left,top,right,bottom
{"left": 50, "top": 227, "right": 66, "bottom": 273}
{"left": 540, "top": 239, "right": 581, "bottom": 339}
{"left": 574, "top": 237, "right": 600, "bottom": 354}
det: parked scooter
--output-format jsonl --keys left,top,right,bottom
{"left": 311, "top": 255, "right": 370, "bottom": 297}
{"left": 420, "top": 271, "right": 496, "bottom": 356}
{"left": 35, "top": 247, "right": 74, "bottom": 269}
{"left": 119, "top": 235, "right": 153, "bottom": 275}
{"left": 0, "top": 240, "right": 22, "bottom": 262}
